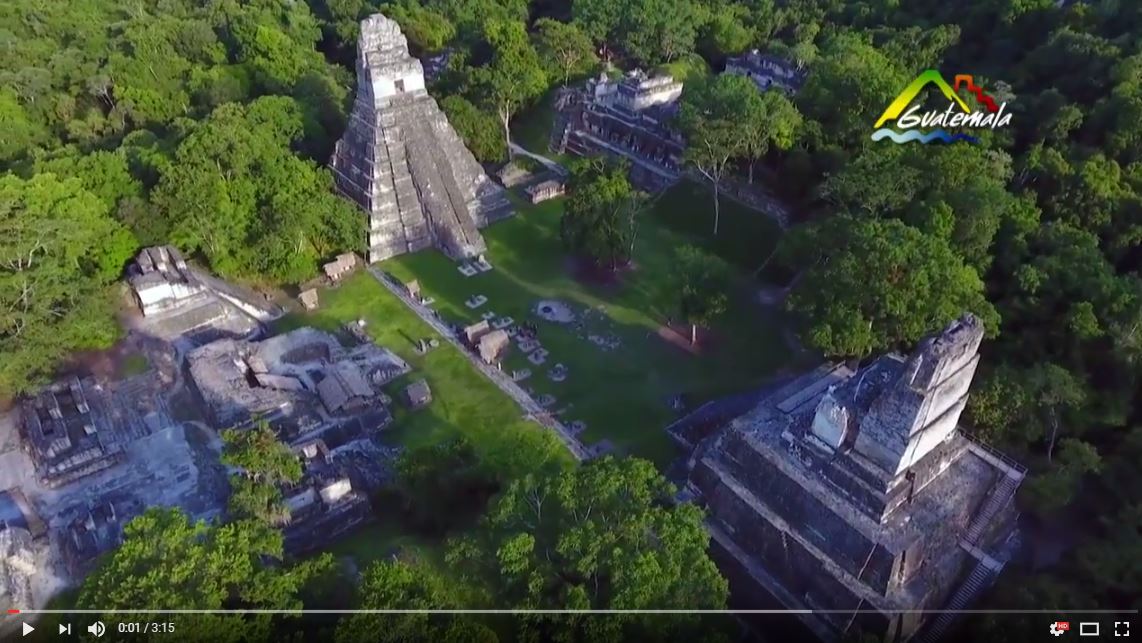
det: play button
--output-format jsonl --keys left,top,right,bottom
{"left": 22, "top": 622, "right": 33, "bottom": 636}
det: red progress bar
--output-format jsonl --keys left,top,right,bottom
{"left": 6, "top": 609, "right": 19, "bottom": 614}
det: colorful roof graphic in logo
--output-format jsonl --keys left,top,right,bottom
{"left": 871, "top": 69, "right": 1002, "bottom": 144}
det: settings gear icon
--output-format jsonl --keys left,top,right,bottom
{"left": 1050, "top": 621, "right": 1069, "bottom": 636}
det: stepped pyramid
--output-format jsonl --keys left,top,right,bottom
{"left": 330, "top": 14, "right": 513, "bottom": 264}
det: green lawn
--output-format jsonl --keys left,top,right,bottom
{"left": 381, "top": 181, "right": 794, "bottom": 468}
{"left": 275, "top": 274, "right": 573, "bottom": 481}
{"left": 647, "top": 180, "right": 783, "bottom": 275}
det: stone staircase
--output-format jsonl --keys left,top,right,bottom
{"left": 402, "top": 108, "right": 484, "bottom": 255}
{"left": 963, "top": 472, "right": 1020, "bottom": 545}
{"left": 374, "top": 109, "right": 432, "bottom": 257}
{"left": 911, "top": 444, "right": 1025, "bottom": 643}
{"left": 914, "top": 560, "right": 999, "bottom": 643}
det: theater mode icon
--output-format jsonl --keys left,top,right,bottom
{"left": 1081, "top": 622, "right": 1101, "bottom": 637}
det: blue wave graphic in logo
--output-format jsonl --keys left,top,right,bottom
{"left": 870, "top": 129, "right": 979, "bottom": 144}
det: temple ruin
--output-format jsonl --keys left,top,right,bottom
{"left": 330, "top": 13, "right": 512, "bottom": 264}
{"left": 723, "top": 50, "right": 806, "bottom": 94}
{"left": 552, "top": 69, "right": 686, "bottom": 192}
{"left": 670, "top": 314, "right": 1025, "bottom": 641}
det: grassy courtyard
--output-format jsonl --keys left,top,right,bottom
{"left": 275, "top": 274, "right": 573, "bottom": 481}
{"left": 381, "top": 180, "right": 795, "bottom": 468}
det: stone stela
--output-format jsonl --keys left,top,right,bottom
{"left": 329, "top": 13, "right": 513, "bottom": 264}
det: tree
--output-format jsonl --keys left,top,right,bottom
{"left": 474, "top": 20, "right": 548, "bottom": 157}
{"left": 560, "top": 159, "right": 644, "bottom": 269}
{"left": 336, "top": 559, "right": 498, "bottom": 643}
{"left": 1022, "top": 438, "right": 1102, "bottom": 515}
{"left": 616, "top": 0, "right": 703, "bottom": 66}
{"left": 1023, "top": 363, "right": 1088, "bottom": 461}
{"left": 153, "top": 96, "right": 360, "bottom": 283}
{"left": 673, "top": 245, "right": 729, "bottom": 345}
{"left": 677, "top": 74, "right": 756, "bottom": 234}
{"left": 440, "top": 95, "right": 507, "bottom": 163}
{"left": 739, "top": 90, "right": 802, "bottom": 184}
{"left": 700, "top": 3, "right": 754, "bottom": 59}
{"left": 571, "top": 0, "right": 622, "bottom": 55}
{"left": 796, "top": 34, "right": 907, "bottom": 148}
{"left": 221, "top": 421, "right": 304, "bottom": 524}
{"left": 0, "top": 173, "right": 136, "bottom": 395}
{"left": 533, "top": 18, "right": 597, "bottom": 88}
{"left": 386, "top": 1, "right": 457, "bottom": 54}
{"left": 782, "top": 216, "right": 998, "bottom": 357}
{"left": 447, "top": 457, "right": 728, "bottom": 637}
{"left": 78, "top": 508, "right": 330, "bottom": 641}
{"left": 393, "top": 438, "right": 499, "bottom": 535}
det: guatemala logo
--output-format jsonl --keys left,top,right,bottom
{"left": 871, "top": 69, "right": 1011, "bottom": 144}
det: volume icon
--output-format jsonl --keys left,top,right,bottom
{"left": 87, "top": 621, "right": 106, "bottom": 637}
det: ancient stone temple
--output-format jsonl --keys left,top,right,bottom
{"left": 330, "top": 14, "right": 512, "bottom": 264}
{"left": 552, "top": 69, "right": 686, "bottom": 192}
{"left": 670, "top": 314, "right": 1025, "bottom": 642}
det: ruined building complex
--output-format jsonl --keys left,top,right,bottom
{"left": 552, "top": 69, "right": 686, "bottom": 192}
{"left": 670, "top": 315, "right": 1025, "bottom": 641}
{"left": 18, "top": 378, "right": 125, "bottom": 489}
{"left": 186, "top": 327, "right": 409, "bottom": 439}
{"left": 330, "top": 14, "right": 512, "bottom": 264}
{"left": 723, "top": 50, "right": 806, "bottom": 94}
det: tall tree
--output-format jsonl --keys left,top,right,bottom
{"left": 440, "top": 95, "right": 507, "bottom": 162}
{"left": 474, "top": 20, "right": 548, "bottom": 157}
{"left": 740, "top": 90, "right": 802, "bottom": 184}
{"left": 221, "top": 421, "right": 304, "bottom": 524}
{"left": 336, "top": 559, "right": 497, "bottom": 643}
{"left": 153, "top": 96, "right": 360, "bottom": 283}
{"left": 782, "top": 215, "right": 999, "bottom": 357}
{"left": 447, "top": 457, "right": 728, "bottom": 640}
{"left": 673, "top": 245, "right": 730, "bottom": 345}
{"left": 560, "top": 159, "right": 644, "bottom": 269}
{"left": 0, "top": 173, "right": 136, "bottom": 395}
{"left": 677, "top": 74, "right": 755, "bottom": 234}
{"left": 78, "top": 508, "right": 330, "bottom": 641}
{"left": 616, "top": 0, "right": 703, "bottom": 66}
{"left": 533, "top": 18, "right": 597, "bottom": 88}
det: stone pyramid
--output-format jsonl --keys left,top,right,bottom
{"left": 330, "top": 14, "right": 513, "bottom": 264}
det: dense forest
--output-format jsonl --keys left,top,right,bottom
{"left": 2, "top": 0, "right": 1139, "bottom": 634}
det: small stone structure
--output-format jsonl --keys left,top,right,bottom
{"left": 323, "top": 252, "right": 360, "bottom": 283}
{"left": 724, "top": 50, "right": 806, "bottom": 94}
{"left": 405, "top": 280, "right": 422, "bottom": 302}
{"left": 17, "top": 377, "right": 126, "bottom": 488}
{"left": 496, "top": 162, "right": 533, "bottom": 188}
{"left": 477, "top": 329, "right": 510, "bottom": 365}
{"left": 127, "top": 246, "right": 207, "bottom": 317}
{"left": 670, "top": 314, "right": 1025, "bottom": 641}
{"left": 329, "top": 13, "right": 513, "bottom": 264}
{"left": 462, "top": 320, "right": 491, "bottom": 345}
{"left": 125, "top": 246, "right": 271, "bottom": 347}
{"left": 404, "top": 379, "right": 432, "bottom": 408}
{"left": 526, "top": 179, "right": 566, "bottom": 203}
{"left": 298, "top": 289, "right": 319, "bottom": 311}
{"left": 552, "top": 70, "right": 685, "bottom": 192}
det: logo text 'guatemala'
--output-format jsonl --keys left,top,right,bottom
{"left": 872, "top": 70, "right": 1012, "bottom": 144}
